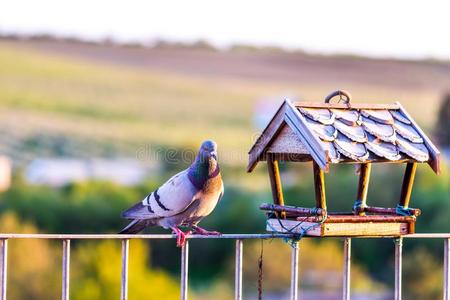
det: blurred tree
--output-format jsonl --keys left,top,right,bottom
{"left": 242, "top": 239, "right": 384, "bottom": 295}
{"left": 0, "top": 178, "right": 140, "bottom": 233}
{"left": 0, "top": 164, "right": 448, "bottom": 299}
{"left": 403, "top": 248, "right": 442, "bottom": 299}
{"left": 0, "top": 213, "right": 60, "bottom": 300}
{"left": 72, "top": 240, "right": 180, "bottom": 300}
{"left": 436, "top": 93, "right": 450, "bottom": 145}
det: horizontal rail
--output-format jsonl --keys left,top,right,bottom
{"left": 0, "top": 233, "right": 292, "bottom": 239}
{"left": 0, "top": 233, "right": 449, "bottom": 239}
{"left": 0, "top": 233, "right": 449, "bottom": 300}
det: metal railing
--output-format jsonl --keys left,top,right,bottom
{"left": 0, "top": 233, "right": 448, "bottom": 300}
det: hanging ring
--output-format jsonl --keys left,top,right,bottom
{"left": 324, "top": 90, "right": 352, "bottom": 104}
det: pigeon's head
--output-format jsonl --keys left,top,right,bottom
{"left": 198, "top": 139, "right": 218, "bottom": 163}
{"left": 188, "top": 140, "right": 220, "bottom": 182}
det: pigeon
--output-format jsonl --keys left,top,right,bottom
{"left": 120, "top": 140, "right": 224, "bottom": 247}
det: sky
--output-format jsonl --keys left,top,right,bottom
{"left": 1, "top": 0, "right": 450, "bottom": 60}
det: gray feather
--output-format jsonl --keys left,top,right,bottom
{"left": 119, "top": 219, "right": 156, "bottom": 234}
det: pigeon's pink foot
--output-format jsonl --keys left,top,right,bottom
{"left": 192, "top": 226, "right": 221, "bottom": 236}
{"left": 171, "top": 227, "right": 187, "bottom": 247}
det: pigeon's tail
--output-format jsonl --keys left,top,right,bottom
{"left": 119, "top": 219, "right": 149, "bottom": 234}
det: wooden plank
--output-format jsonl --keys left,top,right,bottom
{"left": 260, "top": 152, "right": 312, "bottom": 163}
{"left": 356, "top": 163, "right": 372, "bottom": 216}
{"left": 322, "top": 222, "right": 410, "bottom": 236}
{"left": 313, "top": 162, "right": 327, "bottom": 209}
{"left": 247, "top": 101, "right": 289, "bottom": 172}
{"left": 396, "top": 102, "right": 441, "bottom": 174}
{"left": 362, "top": 206, "right": 421, "bottom": 216}
{"left": 294, "top": 102, "right": 400, "bottom": 110}
{"left": 284, "top": 101, "right": 329, "bottom": 170}
{"left": 399, "top": 162, "right": 417, "bottom": 208}
{"left": 262, "top": 155, "right": 416, "bottom": 165}
{"left": 295, "top": 215, "right": 416, "bottom": 223}
{"left": 267, "top": 124, "right": 310, "bottom": 154}
{"left": 267, "top": 219, "right": 411, "bottom": 236}
{"left": 266, "top": 219, "right": 322, "bottom": 236}
{"left": 337, "top": 157, "right": 416, "bottom": 164}
{"left": 266, "top": 154, "right": 285, "bottom": 218}
{"left": 260, "top": 203, "right": 325, "bottom": 216}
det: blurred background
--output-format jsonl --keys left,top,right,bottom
{"left": 0, "top": 1, "right": 449, "bottom": 299}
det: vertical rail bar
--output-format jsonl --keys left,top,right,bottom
{"left": 181, "top": 241, "right": 189, "bottom": 300}
{"left": 343, "top": 238, "right": 351, "bottom": 300}
{"left": 235, "top": 239, "right": 243, "bottom": 300}
{"left": 444, "top": 238, "right": 449, "bottom": 300}
{"left": 0, "top": 239, "right": 7, "bottom": 300}
{"left": 62, "top": 239, "right": 71, "bottom": 300}
{"left": 121, "top": 239, "right": 129, "bottom": 300}
{"left": 290, "top": 242, "right": 299, "bottom": 300}
{"left": 394, "top": 238, "right": 403, "bottom": 300}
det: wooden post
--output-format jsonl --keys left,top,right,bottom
{"left": 399, "top": 163, "right": 417, "bottom": 208}
{"left": 356, "top": 163, "right": 372, "bottom": 216}
{"left": 267, "top": 154, "right": 285, "bottom": 218}
{"left": 313, "top": 162, "right": 326, "bottom": 210}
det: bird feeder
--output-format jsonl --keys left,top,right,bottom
{"left": 247, "top": 90, "right": 440, "bottom": 237}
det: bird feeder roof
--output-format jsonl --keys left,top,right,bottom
{"left": 247, "top": 96, "right": 440, "bottom": 174}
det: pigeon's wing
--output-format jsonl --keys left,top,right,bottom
{"left": 218, "top": 181, "right": 224, "bottom": 202}
{"left": 121, "top": 169, "right": 197, "bottom": 220}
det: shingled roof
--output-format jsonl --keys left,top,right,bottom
{"left": 247, "top": 99, "right": 440, "bottom": 174}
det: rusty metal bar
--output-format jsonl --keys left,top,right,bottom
{"left": 444, "top": 238, "right": 449, "bottom": 300}
{"left": 181, "top": 241, "right": 189, "bottom": 300}
{"left": 404, "top": 234, "right": 450, "bottom": 239}
{"left": 0, "top": 239, "right": 7, "bottom": 300}
{"left": 0, "top": 233, "right": 449, "bottom": 300}
{"left": 121, "top": 239, "right": 129, "bottom": 300}
{"left": 394, "top": 238, "right": 403, "bottom": 300}
{"left": 1, "top": 233, "right": 450, "bottom": 239}
{"left": 62, "top": 239, "right": 71, "bottom": 300}
{"left": 235, "top": 239, "right": 243, "bottom": 300}
{"left": 290, "top": 242, "right": 299, "bottom": 300}
{"left": 343, "top": 238, "right": 351, "bottom": 300}
{"left": 260, "top": 203, "right": 325, "bottom": 217}
{"left": 0, "top": 233, "right": 293, "bottom": 240}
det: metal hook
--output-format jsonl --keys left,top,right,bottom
{"left": 324, "top": 90, "right": 352, "bottom": 104}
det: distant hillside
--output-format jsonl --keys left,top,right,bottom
{"left": 4, "top": 36, "right": 450, "bottom": 91}
{"left": 0, "top": 37, "right": 449, "bottom": 170}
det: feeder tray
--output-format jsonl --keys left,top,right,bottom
{"left": 248, "top": 90, "right": 440, "bottom": 237}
